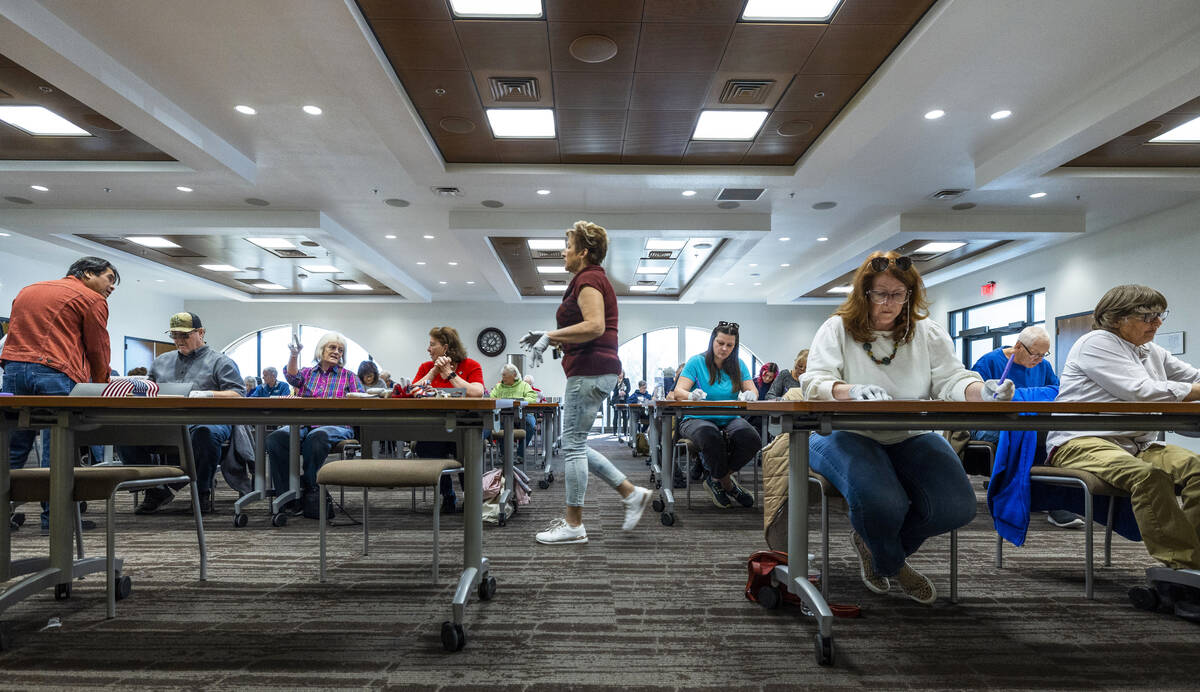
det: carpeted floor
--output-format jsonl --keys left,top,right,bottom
{"left": 3, "top": 434, "right": 1199, "bottom": 690}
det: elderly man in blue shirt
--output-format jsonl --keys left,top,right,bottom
{"left": 251, "top": 366, "right": 290, "bottom": 397}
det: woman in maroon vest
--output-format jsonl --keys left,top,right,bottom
{"left": 521, "top": 221, "right": 653, "bottom": 544}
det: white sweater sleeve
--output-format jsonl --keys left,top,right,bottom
{"left": 1082, "top": 337, "right": 1192, "bottom": 401}
{"left": 801, "top": 317, "right": 846, "bottom": 401}
{"left": 925, "top": 321, "right": 982, "bottom": 401}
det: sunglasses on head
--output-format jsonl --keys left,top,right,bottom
{"left": 870, "top": 255, "right": 913, "bottom": 272}
{"left": 716, "top": 321, "right": 739, "bottom": 332}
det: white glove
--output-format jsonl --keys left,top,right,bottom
{"left": 689, "top": 388, "right": 707, "bottom": 401}
{"left": 188, "top": 390, "right": 214, "bottom": 398}
{"left": 848, "top": 384, "right": 891, "bottom": 401}
{"left": 738, "top": 390, "right": 757, "bottom": 402}
{"left": 983, "top": 378, "right": 1015, "bottom": 401}
{"left": 520, "top": 331, "right": 552, "bottom": 368}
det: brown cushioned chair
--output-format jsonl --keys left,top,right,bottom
{"left": 317, "top": 457, "right": 464, "bottom": 584}
{"left": 486, "top": 428, "right": 526, "bottom": 468}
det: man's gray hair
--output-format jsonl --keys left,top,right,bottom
{"left": 262, "top": 366, "right": 278, "bottom": 377}
{"left": 1016, "top": 325, "right": 1050, "bottom": 347}
{"left": 313, "top": 332, "right": 348, "bottom": 366}
{"left": 500, "top": 363, "right": 521, "bottom": 380}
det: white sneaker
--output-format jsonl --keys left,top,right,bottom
{"left": 621, "top": 487, "right": 653, "bottom": 531}
{"left": 535, "top": 518, "right": 588, "bottom": 545}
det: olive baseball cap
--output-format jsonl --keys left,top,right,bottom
{"left": 168, "top": 312, "right": 203, "bottom": 334}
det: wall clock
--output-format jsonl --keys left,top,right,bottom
{"left": 477, "top": 327, "right": 506, "bottom": 357}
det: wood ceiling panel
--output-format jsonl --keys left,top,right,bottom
{"left": 629, "top": 72, "right": 712, "bottom": 110}
{"left": 719, "top": 24, "right": 825, "bottom": 73}
{"left": 560, "top": 142, "right": 625, "bottom": 162}
{"left": 641, "top": 0, "right": 743, "bottom": 24}
{"left": 397, "top": 70, "right": 480, "bottom": 112}
{"left": 548, "top": 21, "right": 641, "bottom": 72}
{"left": 1169, "top": 96, "right": 1200, "bottom": 114}
{"left": 355, "top": 0, "right": 450, "bottom": 20}
{"left": 557, "top": 109, "right": 629, "bottom": 141}
{"left": 495, "top": 138, "right": 560, "bottom": 163}
{"left": 776, "top": 74, "right": 869, "bottom": 111}
{"left": 454, "top": 21, "right": 551, "bottom": 72}
{"left": 1064, "top": 109, "right": 1200, "bottom": 168}
{"left": 371, "top": 20, "right": 468, "bottom": 70}
{"left": 553, "top": 73, "right": 633, "bottom": 109}
{"left": 683, "top": 140, "right": 751, "bottom": 164}
{"left": 832, "top": 0, "right": 936, "bottom": 25}
{"left": 635, "top": 23, "right": 732, "bottom": 72}
{"left": 420, "top": 108, "right": 500, "bottom": 162}
{"left": 545, "top": 0, "right": 646, "bottom": 22}
{"left": 622, "top": 110, "right": 693, "bottom": 161}
{"left": 756, "top": 110, "right": 836, "bottom": 140}
{"left": 800, "top": 24, "right": 911, "bottom": 75}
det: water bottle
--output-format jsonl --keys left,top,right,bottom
{"left": 653, "top": 384, "right": 664, "bottom": 399}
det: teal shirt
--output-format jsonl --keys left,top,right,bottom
{"left": 679, "top": 353, "right": 751, "bottom": 424}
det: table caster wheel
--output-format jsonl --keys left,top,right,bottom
{"left": 757, "top": 585, "right": 782, "bottom": 610}
{"left": 654, "top": 479, "right": 662, "bottom": 490}
{"left": 660, "top": 512, "right": 675, "bottom": 527}
{"left": 54, "top": 583, "right": 71, "bottom": 600}
{"left": 114, "top": 574, "right": 132, "bottom": 601}
{"left": 441, "top": 621, "right": 466, "bottom": 651}
{"left": 651, "top": 498, "right": 664, "bottom": 513}
{"left": 478, "top": 574, "right": 497, "bottom": 601}
{"left": 815, "top": 633, "right": 834, "bottom": 666}
{"left": 233, "top": 513, "right": 248, "bottom": 528}
{"left": 537, "top": 479, "right": 549, "bottom": 490}
{"left": 1129, "top": 585, "right": 1159, "bottom": 611}
{"left": 271, "top": 513, "right": 288, "bottom": 527}
{"left": 498, "top": 512, "right": 506, "bottom": 527}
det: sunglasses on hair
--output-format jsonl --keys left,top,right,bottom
{"left": 870, "top": 255, "right": 913, "bottom": 272}
{"left": 716, "top": 321, "right": 739, "bottom": 331}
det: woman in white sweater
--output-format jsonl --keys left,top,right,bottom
{"left": 801, "top": 251, "right": 1014, "bottom": 604}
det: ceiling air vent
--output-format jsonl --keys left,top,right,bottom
{"left": 431, "top": 186, "right": 463, "bottom": 197}
{"left": 719, "top": 80, "right": 775, "bottom": 105}
{"left": 646, "top": 250, "right": 674, "bottom": 260}
{"left": 265, "top": 248, "right": 313, "bottom": 259}
{"left": 489, "top": 77, "right": 540, "bottom": 102}
{"left": 636, "top": 280, "right": 658, "bottom": 286}
{"left": 533, "top": 249, "right": 564, "bottom": 259}
{"left": 929, "top": 188, "right": 968, "bottom": 200}
{"left": 716, "top": 188, "right": 765, "bottom": 201}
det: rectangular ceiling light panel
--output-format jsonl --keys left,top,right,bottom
{"left": 486, "top": 109, "right": 556, "bottom": 138}
{"left": 741, "top": 0, "right": 843, "bottom": 22}
{"left": 246, "top": 237, "right": 295, "bottom": 249}
{"left": 449, "top": 0, "right": 543, "bottom": 18}
{"left": 1150, "top": 116, "right": 1200, "bottom": 142}
{"left": 0, "top": 105, "right": 91, "bottom": 136}
{"left": 693, "top": 111, "right": 769, "bottom": 140}
{"left": 300, "top": 264, "right": 342, "bottom": 273}
{"left": 252, "top": 281, "right": 287, "bottom": 290}
{"left": 527, "top": 239, "right": 566, "bottom": 251}
{"left": 630, "top": 285, "right": 659, "bottom": 292}
{"left": 646, "top": 239, "right": 688, "bottom": 251}
{"left": 536, "top": 265, "right": 569, "bottom": 274}
{"left": 543, "top": 284, "right": 568, "bottom": 291}
{"left": 340, "top": 282, "right": 373, "bottom": 291}
{"left": 127, "top": 236, "right": 181, "bottom": 248}
{"left": 913, "top": 242, "right": 966, "bottom": 254}
{"left": 199, "top": 264, "right": 241, "bottom": 272}
{"left": 636, "top": 265, "right": 671, "bottom": 275}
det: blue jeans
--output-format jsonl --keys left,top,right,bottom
{"left": 562, "top": 373, "right": 626, "bottom": 507}
{"left": 266, "top": 425, "right": 354, "bottom": 495}
{"left": 3, "top": 362, "right": 76, "bottom": 528}
{"left": 499, "top": 413, "right": 537, "bottom": 460}
{"left": 116, "top": 424, "right": 231, "bottom": 492}
{"left": 809, "top": 431, "right": 977, "bottom": 576}
{"left": 971, "top": 430, "right": 1000, "bottom": 445}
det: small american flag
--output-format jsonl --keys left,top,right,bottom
{"left": 101, "top": 378, "right": 161, "bottom": 397}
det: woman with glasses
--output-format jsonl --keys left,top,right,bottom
{"left": 1048, "top": 285, "right": 1200, "bottom": 570}
{"left": 767, "top": 349, "right": 808, "bottom": 400}
{"left": 801, "top": 251, "right": 1014, "bottom": 604}
{"left": 668, "top": 321, "right": 762, "bottom": 509}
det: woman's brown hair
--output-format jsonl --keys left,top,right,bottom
{"left": 833, "top": 250, "right": 929, "bottom": 345}
{"left": 1091, "top": 284, "right": 1167, "bottom": 332}
{"left": 429, "top": 326, "right": 468, "bottom": 364}
{"left": 565, "top": 220, "right": 608, "bottom": 265}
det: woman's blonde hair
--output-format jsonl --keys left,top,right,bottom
{"left": 313, "top": 332, "right": 348, "bottom": 366}
{"left": 429, "top": 326, "right": 468, "bottom": 364}
{"left": 1092, "top": 284, "right": 1167, "bottom": 332}
{"left": 833, "top": 250, "right": 929, "bottom": 345}
{"left": 793, "top": 348, "right": 810, "bottom": 375}
{"left": 566, "top": 220, "right": 608, "bottom": 265}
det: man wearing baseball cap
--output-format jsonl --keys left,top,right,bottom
{"left": 116, "top": 312, "right": 245, "bottom": 514}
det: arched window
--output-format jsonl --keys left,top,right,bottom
{"left": 617, "top": 326, "right": 762, "bottom": 392}
{"left": 221, "top": 324, "right": 372, "bottom": 381}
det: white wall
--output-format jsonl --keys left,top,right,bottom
{"left": 0, "top": 251, "right": 185, "bottom": 375}
{"left": 186, "top": 299, "right": 834, "bottom": 396}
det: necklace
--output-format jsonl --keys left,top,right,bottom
{"left": 862, "top": 339, "right": 899, "bottom": 366}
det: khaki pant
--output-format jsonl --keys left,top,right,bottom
{"left": 1051, "top": 438, "right": 1200, "bottom": 569}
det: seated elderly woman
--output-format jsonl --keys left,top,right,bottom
{"left": 1049, "top": 285, "right": 1200, "bottom": 570}
{"left": 489, "top": 363, "right": 540, "bottom": 462}
{"left": 767, "top": 349, "right": 808, "bottom": 400}
{"left": 802, "top": 251, "right": 1013, "bottom": 605}
{"left": 266, "top": 332, "right": 361, "bottom": 519}
{"left": 669, "top": 321, "right": 761, "bottom": 509}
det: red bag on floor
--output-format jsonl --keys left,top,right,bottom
{"left": 746, "top": 550, "right": 860, "bottom": 617}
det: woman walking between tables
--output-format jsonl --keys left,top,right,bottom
{"left": 521, "top": 220, "right": 654, "bottom": 545}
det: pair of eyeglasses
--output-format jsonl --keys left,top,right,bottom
{"left": 1128, "top": 310, "right": 1168, "bottom": 324}
{"left": 1017, "top": 342, "right": 1050, "bottom": 359}
{"left": 717, "top": 321, "right": 740, "bottom": 331}
{"left": 870, "top": 255, "right": 913, "bottom": 272}
{"left": 865, "top": 289, "right": 911, "bottom": 305}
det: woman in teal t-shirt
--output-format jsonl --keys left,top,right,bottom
{"left": 668, "top": 321, "right": 761, "bottom": 509}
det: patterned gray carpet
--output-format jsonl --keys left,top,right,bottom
{"left": 3, "top": 435, "right": 1199, "bottom": 690}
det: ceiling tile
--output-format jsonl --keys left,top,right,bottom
{"left": 560, "top": 139, "right": 624, "bottom": 162}
{"left": 623, "top": 110, "right": 694, "bottom": 161}
{"left": 1168, "top": 95, "right": 1200, "bottom": 114}
{"left": 545, "top": 0, "right": 645, "bottom": 21}
{"left": 832, "top": 0, "right": 936, "bottom": 25}
{"left": 719, "top": 24, "right": 825, "bottom": 73}
{"left": 635, "top": 23, "right": 732, "bottom": 72}
{"left": 495, "top": 139, "right": 560, "bottom": 163}
{"left": 642, "top": 0, "right": 743, "bottom": 23}
{"left": 371, "top": 20, "right": 468, "bottom": 70}
{"left": 800, "top": 24, "right": 911, "bottom": 75}
{"left": 397, "top": 70, "right": 480, "bottom": 112}
{"left": 420, "top": 108, "right": 500, "bottom": 162}
{"left": 702, "top": 72, "right": 791, "bottom": 110}
{"left": 756, "top": 110, "right": 836, "bottom": 142}
{"left": 683, "top": 140, "right": 751, "bottom": 164}
{"left": 557, "top": 109, "right": 629, "bottom": 141}
{"left": 629, "top": 72, "right": 712, "bottom": 110}
{"left": 554, "top": 72, "right": 633, "bottom": 109}
{"left": 454, "top": 20, "right": 551, "bottom": 72}
{"left": 776, "top": 74, "right": 869, "bottom": 111}
{"left": 548, "top": 21, "right": 641, "bottom": 72}
{"left": 356, "top": 0, "right": 451, "bottom": 20}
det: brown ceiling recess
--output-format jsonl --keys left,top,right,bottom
{"left": 358, "top": 0, "right": 935, "bottom": 166}
{"left": 1063, "top": 96, "right": 1200, "bottom": 168}
{"left": 0, "top": 53, "right": 174, "bottom": 162}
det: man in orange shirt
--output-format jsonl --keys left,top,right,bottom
{"left": 2, "top": 257, "right": 118, "bottom": 531}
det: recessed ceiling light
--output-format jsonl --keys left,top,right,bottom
{"left": 726, "top": 282, "right": 735, "bottom": 286}
{"left": 438, "top": 281, "right": 448, "bottom": 285}
{"left": 636, "top": 266, "right": 671, "bottom": 275}
{"left": 154, "top": 279, "right": 165, "bottom": 282}
{"left": 385, "top": 234, "right": 397, "bottom": 239}
{"left": 536, "top": 189, "right": 551, "bottom": 195}
{"left": 527, "top": 239, "right": 566, "bottom": 251}
{"left": 176, "top": 186, "right": 193, "bottom": 192}
{"left": 448, "top": 0, "right": 542, "bottom": 18}
{"left": 485, "top": 109, "right": 555, "bottom": 138}
{"left": 247, "top": 237, "right": 295, "bottom": 249}
{"left": 537, "top": 265, "right": 569, "bottom": 274}
{"left": 467, "top": 281, "right": 476, "bottom": 285}
{"left": 302, "top": 105, "right": 323, "bottom": 115}
{"left": 1150, "top": 115, "right": 1200, "bottom": 142}
{"left": 779, "top": 237, "right": 791, "bottom": 242}
{"left": 341, "top": 282, "right": 372, "bottom": 291}
{"left": 0, "top": 231, "right": 11, "bottom": 237}
{"left": 753, "top": 282, "right": 762, "bottom": 286}
{"left": 127, "top": 236, "right": 181, "bottom": 248}
{"left": 199, "top": 264, "right": 241, "bottom": 272}
{"left": 30, "top": 185, "right": 49, "bottom": 192}
{"left": 646, "top": 239, "right": 687, "bottom": 251}
{"left": 300, "top": 264, "right": 342, "bottom": 273}
{"left": 817, "top": 236, "right": 829, "bottom": 242}
{"left": 0, "top": 106, "right": 91, "bottom": 136}
{"left": 749, "top": 263, "right": 759, "bottom": 267}
{"left": 252, "top": 281, "right": 287, "bottom": 290}
{"left": 828, "top": 285, "right": 853, "bottom": 294}
{"left": 681, "top": 190, "right": 697, "bottom": 197}
{"left": 235, "top": 105, "right": 257, "bottom": 115}
{"left": 924, "top": 109, "right": 946, "bottom": 120}
{"left": 780, "top": 263, "right": 790, "bottom": 267}
{"left": 423, "top": 234, "right": 435, "bottom": 239}
{"left": 913, "top": 242, "right": 966, "bottom": 254}
{"left": 990, "top": 110, "right": 1012, "bottom": 120}
{"left": 693, "top": 110, "right": 769, "bottom": 140}
{"left": 630, "top": 285, "right": 658, "bottom": 292}
{"left": 448, "top": 261, "right": 458, "bottom": 266}
{"left": 543, "top": 284, "right": 568, "bottom": 291}
{"left": 741, "top": 0, "right": 842, "bottom": 21}
{"left": 416, "top": 261, "right": 427, "bottom": 265}
{"left": 1029, "top": 192, "right": 1047, "bottom": 199}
